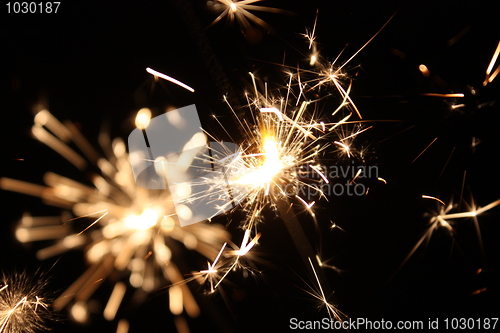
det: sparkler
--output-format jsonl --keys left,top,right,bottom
{"left": 2, "top": 7, "right": 389, "bottom": 329}
{"left": 169, "top": 23, "right": 391, "bottom": 319}
{"left": 2, "top": 2, "right": 499, "bottom": 331}
{"left": 0, "top": 108, "right": 230, "bottom": 329}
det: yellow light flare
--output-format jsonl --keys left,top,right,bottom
{"left": 124, "top": 208, "right": 160, "bottom": 230}
{"left": 235, "top": 135, "right": 284, "bottom": 187}
{"left": 135, "top": 108, "right": 152, "bottom": 129}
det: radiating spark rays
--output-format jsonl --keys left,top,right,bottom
{"left": 334, "top": 141, "right": 351, "bottom": 157}
{"left": 207, "top": 0, "right": 287, "bottom": 33}
{"left": 283, "top": 15, "right": 395, "bottom": 122}
{"left": 200, "top": 70, "right": 338, "bottom": 231}
{"left": 168, "top": 48, "right": 366, "bottom": 298}
{"left": 396, "top": 197, "right": 500, "bottom": 275}
{"left": 438, "top": 199, "right": 500, "bottom": 219}
{"left": 299, "top": 257, "right": 345, "bottom": 322}
{"left": 184, "top": 232, "right": 262, "bottom": 294}
{"left": 1, "top": 109, "right": 229, "bottom": 327}
{"left": 199, "top": 243, "right": 227, "bottom": 293}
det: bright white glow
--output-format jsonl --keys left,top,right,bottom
{"left": 236, "top": 135, "right": 283, "bottom": 186}
{"left": 135, "top": 108, "right": 152, "bottom": 129}
{"left": 124, "top": 209, "right": 159, "bottom": 230}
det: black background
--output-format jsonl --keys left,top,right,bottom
{"left": 1, "top": 1, "right": 499, "bottom": 332}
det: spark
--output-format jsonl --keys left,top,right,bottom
{"left": 303, "top": 9, "right": 319, "bottom": 65}
{"left": 228, "top": 230, "right": 258, "bottom": 256}
{"left": 296, "top": 14, "right": 395, "bottom": 120}
{"left": 207, "top": 0, "right": 288, "bottom": 33}
{"left": 300, "top": 257, "right": 346, "bottom": 322}
{"left": 146, "top": 67, "right": 195, "bottom": 92}
{"left": 438, "top": 199, "right": 500, "bottom": 220}
{"left": 418, "top": 64, "right": 430, "bottom": 77}
{"left": 451, "top": 104, "right": 466, "bottom": 109}
{"left": 422, "top": 195, "right": 446, "bottom": 206}
{"left": 351, "top": 168, "right": 362, "bottom": 183}
{"left": 315, "top": 255, "right": 343, "bottom": 273}
{"left": 199, "top": 243, "right": 227, "bottom": 293}
{"left": 309, "top": 165, "right": 329, "bottom": 184}
{"left": 0, "top": 272, "right": 51, "bottom": 333}
{"left": 199, "top": 231, "right": 261, "bottom": 291}
{"left": 334, "top": 141, "right": 351, "bottom": 157}
{"left": 295, "top": 195, "right": 315, "bottom": 212}
{"left": 411, "top": 137, "right": 438, "bottom": 164}
{"left": 397, "top": 197, "right": 500, "bottom": 272}
{"left": 260, "top": 107, "right": 283, "bottom": 121}
{"left": 483, "top": 40, "right": 500, "bottom": 85}
{"left": 420, "top": 93, "right": 465, "bottom": 98}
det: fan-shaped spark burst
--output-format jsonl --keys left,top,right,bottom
{"left": 207, "top": 0, "right": 287, "bottom": 33}
{"left": 0, "top": 109, "right": 230, "bottom": 324}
